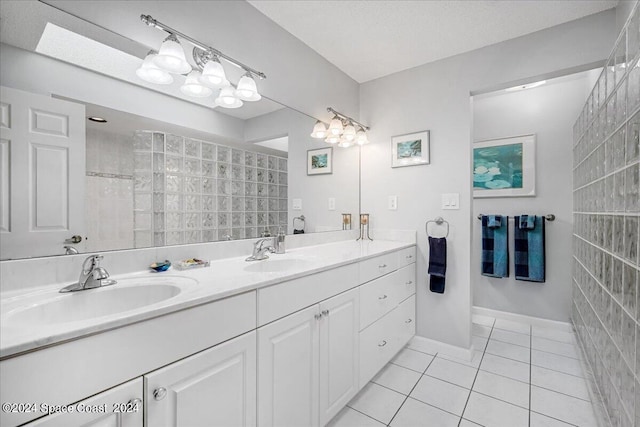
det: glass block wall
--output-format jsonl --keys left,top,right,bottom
{"left": 132, "top": 131, "right": 287, "bottom": 247}
{"left": 572, "top": 5, "right": 640, "bottom": 427}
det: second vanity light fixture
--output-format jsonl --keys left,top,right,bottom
{"left": 136, "top": 14, "right": 265, "bottom": 109}
{"left": 310, "top": 107, "right": 370, "bottom": 148}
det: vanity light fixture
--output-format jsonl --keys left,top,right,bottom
{"left": 136, "top": 51, "right": 174, "bottom": 85}
{"left": 138, "top": 14, "right": 266, "bottom": 109}
{"left": 311, "top": 107, "right": 370, "bottom": 148}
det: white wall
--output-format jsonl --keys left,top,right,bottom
{"left": 472, "top": 70, "right": 599, "bottom": 322}
{"left": 359, "top": 10, "right": 616, "bottom": 349}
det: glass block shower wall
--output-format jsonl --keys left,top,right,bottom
{"left": 572, "top": 5, "right": 640, "bottom": 427}
{"left": 132, "top": 131, "right": 288, "bottom": 247}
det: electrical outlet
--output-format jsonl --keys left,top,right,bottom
{"left": 388, "top": 195, "right": 398, "bottom": 210}
{"left": 292, "top": 198, "right": 302, "bottom": 210}
{"left": 328, "top": 198, "right": 336, "bottom": 210}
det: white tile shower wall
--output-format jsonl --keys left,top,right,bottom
{"left": 572, "top": 5, "right": 640, "bottom": 427}
{"left": 133, "top": 131, "right": 287, "bottom": 248}
{"left": 85, "top": 128, "right": 134, "bottom": 252}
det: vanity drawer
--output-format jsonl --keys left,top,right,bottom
{"left": 397, "top": 246, "right": 417, "bottom": 268}
{"left": 359, "top": 265, "right": 415, "bottom": 330}
{"left": 359, "top": 253, "right": 398, "bottom": 284}
{"left": 258, "top": 263, "right": 359, "bottom": 326}
{"left": 396, "top": 294, "right": 416, "bottom": 347}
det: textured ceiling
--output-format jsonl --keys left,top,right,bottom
{"left": 248, "top": 0, "right": 618, "bottom": 83}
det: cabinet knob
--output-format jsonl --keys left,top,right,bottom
{"left": 153, "top": 387, "right": 167, "bottom": 401}
{"left": 378, "top": 264, "right": 387, "bottom": 268}
{"left": 378, "top": 340, "right": 387, "bottom": 347}
{"left": 405, "top": 281, "right": 413, "bottom": 285}
{"left": 314, "top": 313, "right": 323, "bottom": 320}
{"left": 405, "top": 318, "right": 413, "bottom": 324}
{"left": 128, "top": 398, "right": 142, "bottom": 410}
{"left": 378, "top": 294, "right": 388, "bottom": 300}
{"left": 321, "top": 309, "right": 329, "bottom": 316}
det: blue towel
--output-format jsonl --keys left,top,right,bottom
{"left": 428, "top": 236, "right": 447, "bottom": 294}
{"left": 519, "top": 215, "right": 535, "bottom": 230}
{"left": 514, "top": 215, "right": 545, "bottom": 282}
{"left": 481, "top": 215, "right": 509, "bottom": 278}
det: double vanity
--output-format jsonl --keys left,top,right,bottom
{"left": 1, "top": 238, "right": 416, "bottom": 427}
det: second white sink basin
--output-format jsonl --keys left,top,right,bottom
{"left": 243, "top": 258, "right": 314, "bottom": 273}
{"left": 5, "top": 276, "right": 196, "bottom": 325}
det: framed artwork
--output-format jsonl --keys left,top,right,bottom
{"left": 391, "top": 131, "right": 430, "bottom": 167}
{"left": 473, "top": 134, "right": 536, "bottom": 198}
{"left": 307, "top": 147, "right": 333, "bottom": 175}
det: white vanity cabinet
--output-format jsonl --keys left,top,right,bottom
{"left": 257, "top": 288, "right": 359, "bottom": 427}
{"left": 24, "top": 379, "right": 143, "bottom": 427}
{"left": 145, "top": 331, "right": 256, "bottom": 427}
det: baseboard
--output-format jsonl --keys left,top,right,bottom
{"left": 473, "top": 306, "right": 573, "bottom": 332}
{"left": 408, "top": 335, "right": 475, "bottom": 361}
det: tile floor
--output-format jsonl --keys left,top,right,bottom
{"left": 328, "top": 314, "right": 599, "bottom": 427}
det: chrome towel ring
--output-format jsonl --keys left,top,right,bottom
{"left": 426, "top": 217, "right": 449, "bottom": 238}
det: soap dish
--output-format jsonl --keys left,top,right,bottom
{"left": 150, "top": 260, "right": 171, "bottom": 272}
{"left": 176, "top": 258, "right": 210, "bottom": 270}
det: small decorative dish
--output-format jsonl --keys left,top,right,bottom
{"left": 150, "top": 260, "right": 172, "bottom": 272}
{"left": 176, "top": 258, "right": 211, "bottom": 270}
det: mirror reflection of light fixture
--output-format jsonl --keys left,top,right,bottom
{"left": 136, "top": 51, "right": 174, "bottom": 84}
{"left": 215, "top": 85, "right": 243, "bottom": 109}
{"left": 181, "top": 70, "right": 213, "bottom": 97}
{"left": 311, "top": 107, "right": 370, "bottom": 148}
{"left": 154, "top": 34, "right": 192, "bottom": 74}
{"left": 310, "top": 120, "right": 327, "bottom": 138}
{"left": 139, "top": 14, "right": 265, "bottom": 108}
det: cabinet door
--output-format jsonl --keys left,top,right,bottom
{"left": 258, "top": 305, "right": 320, "bottom": 427}
{"left": 318, "top": 288, "right": 359, "bottom": 427}
{"left": 26, "top": 379, "right": 142, "bottom": 427}
{"left": 145, "top": 331, "right": 256, "bottom": 427}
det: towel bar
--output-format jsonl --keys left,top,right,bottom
{"left": 476, "top": 214, "right": 555, "bottom": 221}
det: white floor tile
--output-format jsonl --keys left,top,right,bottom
{"left": 425, "top": 357, "right": 478, "bottom": 389}
{"left": 391, "top": 347, "right": 435, "bottom": 373}
{"left": 472, "top": 370, "right": 529, "bottom": 409}
{"left": 531, "top": 365, "right": 590, "bottom": 401}
{"left": 327, "top": 407, "right": 385, "bottom": 427}
{"left": 459, "top": 419, "right": 483, "bottom": 427}
{"left": 494, "top": 318, "right": 531, "bottom": 334}
{"left": 463, "top": 391, "right": 529, "bottom": 427}
{"left": 406, "top": 340, "right": 438, "bottom": 356}
{"left": 472, "top": 335, "right": 488, "bottom": 351}
{"left": 410, "top": 375, "right": 470, "bottom": 416}
{"left": 532, "top": 326, "right": 576, "bottom": 344}
{"left": 372, "top": 363, "right": 422, "bottom": 395}
{"left": 472, "top": 323, "right": 492, "bottom": 338}
{"left": 531, "top": 385, "right": 598, "bottom": 427}
{"left": 389, "top": 397, "right": 459, "bottom": 427}
{"left": 348, "top": 382, "right": 405, "bottom": 425}
{"left": 531, "top": 349, "right": 584, "bottom": 377}
{"left": 486, "top": 339, "right": 531, "bottom": 363}
{"left": 491, "top": 328, "right": 531, "bottom": 347}
{"left": 529, "top": 411, "right": 575, "bottom": 426}
{"left": 532, "top": 336, "right": 579, "bottom": 359}
{"left": 438, "top": 350, "right": 484, "bottom": 369}
{"left": 472, "top": 314, "right": 495, "bottom": 327}
{"left": 480, "top": 353, "right": 530, "bottom": 383}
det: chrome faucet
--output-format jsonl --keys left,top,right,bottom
{"left": 60, "top": 255, "right": 117, "bottom": 293}
{"left": 246, "top": 238, "right": 275, "bottom": 261}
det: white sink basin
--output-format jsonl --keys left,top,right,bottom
{"left": 244, "top": 258, "right": 314, "bottom": 273}
{"left": 5, "top": 276, "right": 196, "bottom": 325}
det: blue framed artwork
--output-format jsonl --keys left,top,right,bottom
{"left": 473, "top": 134, "right": 536, "bottom": 198}
{"left": 307, "top": 147, "right": 333, "bottom": 175}
{"left": 391, "top": 131, "right": 430, "bottom": 168}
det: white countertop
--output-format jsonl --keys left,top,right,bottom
{"left": 1, "top": 239, "right": 413, "bottom": 359}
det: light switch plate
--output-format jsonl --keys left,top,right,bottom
{"left": 292, "top": 198, "right": 302, "bottom": 210}
{"left": 328, "top": 198, "right": 336, "bottom": 210}
{"left": 388, "top": 195, "right": 398, "bottom": 210}
{"left": 442, "top": 193, "right": 460, "bottom": 210}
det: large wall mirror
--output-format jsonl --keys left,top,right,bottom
{"left": 0, "top": 1, "right": 360, "bottom": 260}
